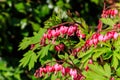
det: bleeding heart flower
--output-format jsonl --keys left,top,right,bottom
{"left": 69, "top": 69, "right": 77, "bottom": 78}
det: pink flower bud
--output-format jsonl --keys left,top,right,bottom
{"left": 85, "top": 40, "right": 91, "bottom": 46}
{"left": 93, "top": 39, "right": 98, "bottom": 46}
{"left": 85, "top": 66, "right": 89, "bottom": 71}
{"left": 54, "top": 64, "right": 63, "bottom": 71}
{"left": 55, "top": 45, "right": 61, "bottom": 51}
{"left": 87, "top": 40, "right": 93, "bottom": 46}
{"left": 103, "top": 35, "right": 109, "bottom": 41}
{"left": 46, "top": 65, "right": 55, "bottom": 72}
{"left": 43, "top": 68, "right": 47, "bottom": 73}
{"left": 47, "top": 29, "right": 52, "bottom": 34}
{"left": 47, "top": 30, "right": 52, "bottom": 39}
{"left": 110, "top": 77, "right": 115, "bottom": 80}
{"left": 67, "top": 26, "right": 76, "bottom": 36}
{"left": 113, "top": 32, "right": 118, "bottom": 39}
{"left": 51, "top": 30, "right": 56, "bottom": 37}
{"left": 59, "top": 26, "right": 68, "bottom": 35}
{"left": 59, "top": 44, "right": 64, "bottom": 50}
{"left": 98, "top": 34, "right": 104, "bottom": 41}
{"left": 62, "top": 67, "right": 70, "bottom": 76}
{"left": 54, "top": 44, "right": 65, "bottom": 51}
{"left": 55, "top": 28, "right": 60, "bottom": 37}
{"left": 80, "top": 34, "right": 86, "bottom": 38}
{"left": 107, "top": 32, "right": 113, "bottom": 38}
{"left": 43, "top": 33, "right": 47, "bottom": 39}
{"left": 114, "top": 9, "right": 118, "bottom": 15}
{"left": 73, "top": 25, "right": 77, "bottom": 31}
{"left": 70, "top": 69, "right": 77, "bottom": 78}
{"left": 61, "top": 68, "right": 65, "bottom": 76}
{"left": 47, "top": 34, "right": 52, "bottom": 39}
{"left": 88, "top": 59, "right": 93, "bottom": 64}
{"left": 30, "top": 44, "right": 35, "bottom": 50}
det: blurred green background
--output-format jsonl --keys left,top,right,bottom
{"left": 0, "top": 0, "right": 103, "bottom": 80}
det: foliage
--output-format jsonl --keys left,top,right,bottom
{"left": 0, "top": 0, "right": 104, "bottom": 80}
{"left": 19, "top": 1, "right": 120, "bottom": 80}
{"left": 0, "top": 58, "right": 22, "bottom": 80}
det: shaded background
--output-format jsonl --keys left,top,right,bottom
{"left": 0, "top": 0, "right": 104, "bottom": 80}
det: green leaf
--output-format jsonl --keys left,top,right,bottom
{"left": 91, "top": 0, "right": 99, "bottom": 4}
{"left": 58, "top": 54, "right": 64, "bottom": 59}
{"left": 79, "top": 47, "right": 94, "bottom": 63}
{"left": 51, "top": 74, "right": 57, "bottom": 80}
{"left": 20, "top": 18, "right": 27, "bottom": 30}
{"left": 15, "top": 3, "right": 25, "bottom": 13}
{"left": 81, "top": 18, "right": 89, "bottom": 34}
{"left": 56, "top": 0, "right": 64, "bottom": 7}
{"left": 29, "top": 21, "right": 40, "bottom": 31}
{"left": 32, "top": 43, "right": 40, "bottom": 51}
{"left": 64, "top": 53, "right": 69, "bottom": 59}
{"left": 112, "top": 53, "right": 119, "bottom": 70}
{"left": 79, "top": 47, "right": 94, "bottom": 58}
{"left": 83, "top": 70, "right": 107, "bottom": 80}
{"left": 44, "top": 15, "right": 62, "bottom": 28}
{"left": 19, "top": 50, "right": 37, "bottom": 70}
{"left": 101, "top": 18, "right": 115, "bottom": 26}
{"left": 18, "top": 28, "right": 46, "bottom": 50}
{"left": 116, "top": 78, "right": 120, "bottom": 80}
{"left": 69, "top": 55, "right": 75, "bottom": 60}
{"left": 73, "top": 59, "right": 80, "bottom": 65}
{"left": 102, "top": 50, "right": 112, "bottom": 60}
{"left": 93, "top": 47, "right": 111, "bottom": 61}
{"left": 81, "top": 53, "right": 92, "bottom": 63}
{"left": 88, "top": 64, "right": 105, "bottom": 76}
{"left": 38, "top": 45, "right": 51, "bottom": 60}
{"left": 83, "top": 63, "right": 111, "bottom": 80}
{"left": 18, "top": 37, "right": 31, "bottom": 50}
{"left": 19, "top": 50, "right": 33, "bottom": 67}
{"left": 103, "top": 63, "right": 111, "bottom": 78}
{"left": 40, "top": 5, "right": 50, "bottom": 17}
{"left": 30, "top": 28, "right": 46, "bottom": 44}
{"left": 93, "top": 52, "right": 103, "bottom": 61}
{"left": 115, "top": 52, "right": 120, "bottom": 60}
{"left": 116, "top": 67, "right": 120, "bottom": 76}
{"left": 40, "top": 52, "right": 53, "bottom": 65}
{"left": 28, "top": 52, "right": 37, "bottom": 70}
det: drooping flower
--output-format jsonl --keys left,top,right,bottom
{"left": 54, "top": 43, "right": 65, "bottom": 52}
{"left": 70, "top": 69, "right": 77, "bottom": 78}
{"left": 110, "top": 77, "right": 115, "bottom": 80}
{"left": 98, "top": 34, "right": 104, "bottom": 41}
{"left": 62, "top": 67, "right": 70, "bottom": 76}
{"left": 54, "top": 64, "right": 63, "bottom": 72}
{"left": 59, "top": 26, "right": 68, "bottom": 35}
{"left": 30, "top": 44, "right": 35, "bottom": 50}
{"left": 113, "top": 32, "right": 118, "bottom": 39}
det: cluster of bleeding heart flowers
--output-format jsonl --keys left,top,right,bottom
{"left": 84, "top": 31, "right": 119, "bottom": 48}
{"left": 102, "top": 9, "right": 118, "bottom": 18}
{"left": 34, "top": 63, "right": 85, "bottom": 80}
{"left": 40, "top": 24, "right": 85, "bottom": 46}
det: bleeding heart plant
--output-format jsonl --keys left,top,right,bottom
{"left": 19, "top": 2, "right": 120, "bottom": 80}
